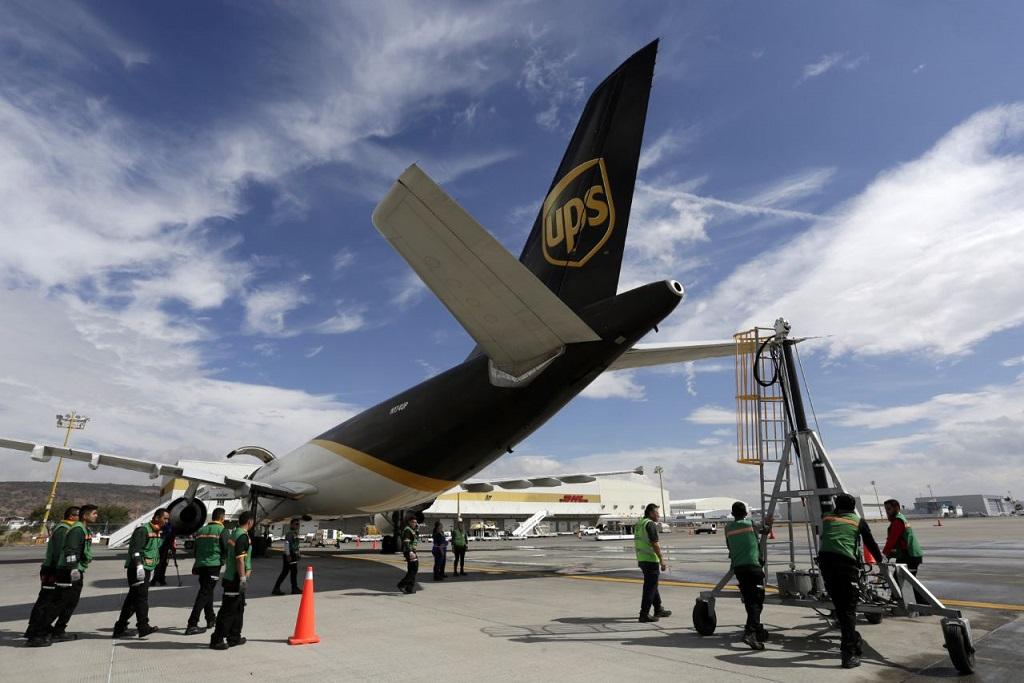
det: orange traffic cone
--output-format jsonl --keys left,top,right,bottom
{"left": 863, "top": 545, "right": 878, "bottom": 565}
{"left": 288, "top": 566, "right": 320, "bottom": 646}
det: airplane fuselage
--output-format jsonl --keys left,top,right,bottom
{"left": 256, "top": 280, "right": 684, "bottom": 519}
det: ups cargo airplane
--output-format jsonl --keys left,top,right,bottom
{"left": 1, "top": 40, "right": 735, "bottom": 547}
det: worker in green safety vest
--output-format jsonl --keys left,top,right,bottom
{"left": 47, "top": 503, "right": 97, "bottom": 642}
{"left": 725, "top": 501, "right": 772, "bottom": 650}
{"left": 113, "top": 507, "right": 169, "bottom": 639}
{"left": 185, "top": 506, "right": 227, "bottom": 635}
{"left": 451, "top": 519, "right": 469, "bottom": 576}
{"left": 882, "top": 498, "right": 926, "bottom": 603}
{"left": 634, "top": 503, "right": 671, "bottom": 623}
{"left": 272, "top": 518, "right": 302, "bottom": 595}
{"left": 210, "top": 511, "right": 254, "bottom": 650}
{"left": 24, "top": 506, "right": 79, "bottom": 646}
{"left": 397, "top": 514, "right": 419, "bottom": 594}
{"left": 817, "top": 493, "right": 884, "bottom": 669}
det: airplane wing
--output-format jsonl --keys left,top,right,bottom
{"left": 0, "top": 437, "right": 309, "bottom": 499}
{"left": 606, "top": 340, "right": 741, "bottom": 371}
{"left": 372, "top": 164, "right": 601, "bottom": 378}
{"left": 459, "top": 467, "right": 643, "bottom": 493}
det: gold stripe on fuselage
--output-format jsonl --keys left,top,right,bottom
{"left": 310, "top": 439, "right": 456, "bottom": 493}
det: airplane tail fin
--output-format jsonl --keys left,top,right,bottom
{"left": 518, "top": 39, "right": 657, "bottom": 312}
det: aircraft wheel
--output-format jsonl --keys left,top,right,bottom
{"left": 693, "top": 599, "right": 717, "bottom": 636}
{"left": 942, "top": 621, "right": 975, "bottom": 674}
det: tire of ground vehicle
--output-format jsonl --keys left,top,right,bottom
{"left": 865, "top": 611, "right": 883, "bottom": 625}
{"left": 692, "top": 599, "right": 717, "bottom": 636}
{"left": 942, "top": 621, "right": 975, "bottom": 674}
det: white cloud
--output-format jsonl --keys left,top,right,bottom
{"left": 638, "top": 126, "right": 699, "bottom": 172}
{"left": 333, "top": 249, "right": 356, "bottom": 272}
{"left": 665, "top": 104, "right": 1024, "bottom": 358}
{"left": 686, "top": 405, "right": 735, "bottom": 425}
{"left": 305, "top": 345, "right": 324, "bottom": 359}
{"left": 1001, "top": 355, "right": 1024, "bottom": 367}
{"left": 392, "top": 271, "right": 427, "bottom": 308}
{"left": 312, "top": 309, "right": 367, "bottom": 335}
{"left": 744, "top": 167, "right": 836, "bottom": 208}
{"left": 798, "top": 52, "right": 868, "bottom": 84}
{"left": 580, "top": 372, "right": 646, "bottom": 400}
{"left": 913, "top": 64, "right": 927, "bottom": 75}
{"left": 519, "top": 46, "right": 585, "bottom": 131}
{"left": 243, "top": 286, "right": 308, "bottom": 336}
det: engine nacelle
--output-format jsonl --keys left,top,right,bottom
{"left": 167, "top": 497, "right": 208, "bottom": 536}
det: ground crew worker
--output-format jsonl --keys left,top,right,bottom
{"left": 725, "top": 502, "right": 771, "bottom": 650}
{"left": 272, "top": 518, "right": 302, "bottom": 595}
{"left": 151, "top": 522, "right": 175, "bottom": 586}
{"left": 210, "top": 511, "right": 254, "bottom": 650}
{"left": 113, "top": 508, "right": 168, "bottom": 639}
{"left": 817, "top": 493, "right": 884, "bottom": 669}
{"left": 882, "top": 499, "right": 925, "bottom": 602}
{"left": 431, "top": 520, "right": 448, "bottom": 581}
{"left": 451, "top": 519, "right": 468, "bottom": 576}
{"left": 47, "top": 503, "right": 97, "bottom": 642}
{"left": 24, "top": 506, "right": 78, "bottom": 646}
{"left": 634, "top": 503, "right": 671, "bottom": 623}
{"left": 185, "top": 507, "right": 227, "bottom": 635}
{"left": 397, "top": 514, "right": 419, "bottom": 594}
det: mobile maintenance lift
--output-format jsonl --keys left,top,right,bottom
{"left": 691, "top": 318, "right": 976, "bottom": 675}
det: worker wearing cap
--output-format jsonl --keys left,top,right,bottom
{"left": 185, "top": 507, "right": 227, "bottom": 635}
{"left": 210, "top": 511, "right": 253, "bottom": 650}
{"left": 113, "top": 508, "right": 167, "bottom": 639}
{"left": 634, "top": 503, "right": 671, "bottom": 623}
{"left": 818, "top": 493, "right": 884, "bottom": 669}
{"left": 24, "top": 506, "right": 78, "bottom": 646}
{"left": 883, "top": 499, "right": 925, "bottom": 602}
{"left": 46, "top": 503, "right": 97, "bottom": 642}
{"left": 725, "top": 502, "right": 771, "bottom": 650}
{"left": 397, "top": 515, "right": 419, "bottom": 594}
{"left": 272, "top": 518, "right": 302, "bottom": 595}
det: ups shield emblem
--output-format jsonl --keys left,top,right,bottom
{"left": 541, "top": 158, "right": 616, "bottom": 268}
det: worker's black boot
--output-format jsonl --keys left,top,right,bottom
{"left": 138, "top": 625, "right": 159, "bottom": 639}
{"left": 742, "top": 629, "right": 764, "bottom": 650}
{"left": 111, "top": 623, "right": 128, "bottom": 639}
{"left": 653, "top": 607, "right": 672, "bottom": 618}
{"left": 184, "top": 625, "right": 205, "bottom": 636}
{"left": 841, "top": 653, "right": 861, "bottom": 669}
{"left": 638, "top": 612, "right": 658, "bottom": 623}
{"left": 756, "top": 626, "right": 770, "bottom": 642}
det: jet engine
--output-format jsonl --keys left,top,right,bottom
{"left": 167, "top": 496, "right": 208, "bottom": 536}
{"left": 374, "top": 508, "right": 428, "bottom": 554}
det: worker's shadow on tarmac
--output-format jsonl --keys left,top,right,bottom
{"left": 484, "top": 615, "right": 914, "bottom": 673}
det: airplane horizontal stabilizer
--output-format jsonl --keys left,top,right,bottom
{"left": 0, "top": 437, "right": 310, "bottom": 499}
{"left": 606, "top": 340, "right": 740, "bottom": 371}
{"left": 372, "top": 165, "right": 601, "bottom": 378}
{"left": 459, "top": 466, "right": 643, "bottom": 493}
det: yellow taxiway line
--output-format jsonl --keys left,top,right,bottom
{"left": 336, "top": 554, "right": 1024, "bottom": 612}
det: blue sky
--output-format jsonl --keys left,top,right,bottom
{"left": 2, "top": 1, "right": 1023, "bottom": 507}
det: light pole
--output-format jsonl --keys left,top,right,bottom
{"left": 654, "top": 466, "right": 666, "bottom": 519}
{"left": 871, "top": 480, "right": 882, "bottom": 520}
{"left": 38, "top": 412, "right": 90, "bottom": 536}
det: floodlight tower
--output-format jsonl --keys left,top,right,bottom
{"left": 654, "top": 465, "right": 666, "bottom": 518}
{"left": 38, "top": 411, "right": 90, "bottom": 535}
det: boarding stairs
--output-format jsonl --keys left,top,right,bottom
{"left": 511, "top": 509, "right": 549, "bottom": 537}
{"left": 107, "top": 498, "right": 177, "bottom": 548}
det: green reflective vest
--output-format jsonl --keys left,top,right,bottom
{"left": 124, "top": 522, "right": 162, "bottom": 569}
{"left": 285, "top": 531, "right": 301, "bottom": 559}
{"left": 893, "top": 513, "right": 923, "bottom": 561}
{"left": 725, "top": 519, "right": 760, "bottom": 568}
{"left": 223, "top": 527, "right": 252, "bottom": 581}
{"left": 58, "top": 521, "right": 93, "bottom": 571}
{"left": 44, "top": 521, "right": 73, "bottom": 569}
{"left": 401, "top": 526, "right": 418, "bottom": 555}
{"left": 452, "top": 527, "right": 467, "bottom": 547}
{"left": 820, "top": 512, "right": 860, "bottom": 560}
{"left": 634, "top": 518, "right": 659, "bottom": 563}
{"left": 193, "top": 521, "right": 225, "bottom": 568}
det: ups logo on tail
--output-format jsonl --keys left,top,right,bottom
{"left": 542, "top": 158, "right": 616, "bottom": 267}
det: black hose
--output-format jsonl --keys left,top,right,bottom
{"left": 753, "top": 336, "right": 781, "bottom": 387}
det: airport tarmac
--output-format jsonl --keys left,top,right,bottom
{"left": 0, "top": 517, "right": 1020, "bottom": 682}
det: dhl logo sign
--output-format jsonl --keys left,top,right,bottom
{"left": 542, "top": 158, "right": 615, "bottom": 268}
{"left": 559, "top": 494, "right": 590, "bottom": 503}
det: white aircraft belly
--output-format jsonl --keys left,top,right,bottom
{"left": 260, "top": 441, "right": 441, "bottom": 518}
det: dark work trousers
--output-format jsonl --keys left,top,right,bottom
{"left": 115, "top": 568, "right": 152, "bottom": 630}
{"left": 188, "top": 567, "right": 219, "bottom": 627}
{"left": 50, "top": 568, "right": 84, "bottom": 635}
{"left": 903, "top": 556, "right": 926, "bottom": 603}
{"left": 639, "top": 561, "right": 663, "bottom": 616}
{"left": 734, "top": 566, "right": 766, "bottom": 633}
{"left": 274, "top": 557, "right": 299, "bottom": 592}
{"left": 452, "top": 546, "right": 467, "bottom": 574}
{"left": 819, "top": 553, "right": 862, "bottom": 656}
{"left": 25, "top": 569, "right": 57, "bottom": 638}
{"left": 152, "top": 542, "right": 172, "bottom": 585}
{"left": 399, "top": 557, "right": 419, "bottom": 590}
{"left": 432, "top": 548, "right": 446, "bottom": 579}
{"left": 211, "top": 578, "right": 245, "bottom": 644}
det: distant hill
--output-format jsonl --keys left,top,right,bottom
{"left": 0, "top": 481, "right": 162, "bottom": 520}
